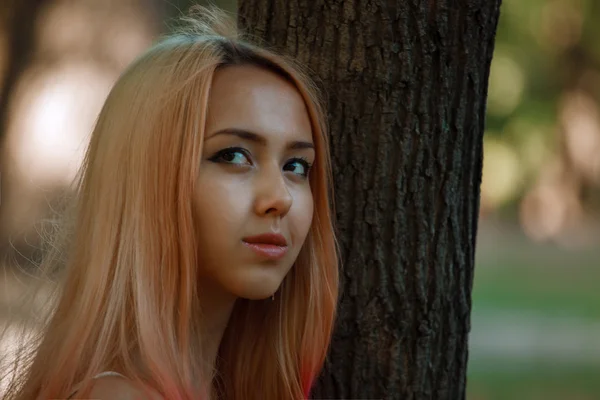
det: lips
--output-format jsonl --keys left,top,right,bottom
{"left": 243, "top": 233, "right": 288, "bottom": 246}
{"left": 242, "top": 233, "right": 288, "bottom": 260}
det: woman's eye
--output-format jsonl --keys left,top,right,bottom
{"left": 284, "top": 158, "right": 312, "bottom": 178}
{"left": 209, "top": 148, "right": 251, "bottom": 166}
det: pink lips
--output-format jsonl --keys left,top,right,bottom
{"left": 242, "top": 233, "right": 288, "bottom": 260}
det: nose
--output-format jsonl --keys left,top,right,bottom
{"left": 253, "top": 164, "right": 293, "bottom": 218}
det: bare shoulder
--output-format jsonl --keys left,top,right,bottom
{"left": 82, "top": 375, "right": 164, "bottom": 400}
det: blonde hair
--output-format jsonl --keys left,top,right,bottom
{"left": 1, "top": 6, "right": 338, "bottom": 400}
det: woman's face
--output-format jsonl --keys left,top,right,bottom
{"left": 194, "top": 64, "right": 315, "bottom": 300}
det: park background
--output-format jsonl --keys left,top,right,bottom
{"left": 0, "top": 0, "right": 599, "bottom": 399}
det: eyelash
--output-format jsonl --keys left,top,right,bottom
{"left": 208, "top": 147, "right": 313, "bottom": 178}
{"left": 285, "top": 157, "right": 312, "bottom": 178}
{"left": 208, "top": 147, "right": 252, "bottom": 165}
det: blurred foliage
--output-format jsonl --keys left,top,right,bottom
{"left": 482, "top": 0, "right": 600, "bottom": 223}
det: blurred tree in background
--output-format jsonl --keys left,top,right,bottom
{"left": 0, "top": 0, "right": 165, "bottom": 266}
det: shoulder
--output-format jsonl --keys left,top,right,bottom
{"left": 83, "top": 375, "right": 164, "bottom": 400}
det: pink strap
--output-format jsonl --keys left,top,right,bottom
{"left": 67, "top": 371, "right": 127, "bottom": 399}
{"left": 93, "top": 371, "right": 127, "bottom": 379}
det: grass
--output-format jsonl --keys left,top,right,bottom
{"left": 472, "top": 248, "right": 600, "bottom": 320}
{"left": 468, "top": 364, "right": 600, "bottom": 400}
{"left": 467, "top": 237, "right": 600, "bottom": 400}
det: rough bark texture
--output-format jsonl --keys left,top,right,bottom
{"left": 239, "top": 1, "right": 501, "bottom": 399}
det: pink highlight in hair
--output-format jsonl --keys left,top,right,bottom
{"left": 301, "top": 368, "right": 316, "bottom": 399}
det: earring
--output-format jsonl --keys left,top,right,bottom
{"left": 271, "top": 293, "right": 275, "bottom": 301}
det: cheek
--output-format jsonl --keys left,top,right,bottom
{"left": 194, "top": 176, "right": 248, "bottom": 247}
{"left": 292, "top": 189, "right": 314, "bottom": 243}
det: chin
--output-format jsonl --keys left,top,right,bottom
{"left": 233, "top": 284, "right": 279, "bottom": 300}
{"left": 239, "top": 292, "right": 277, "bottom": 301}
{"left": 237, "top": 281, "right": 281, "bottom": 300}
{"left": 228, "top": 270, "right": 286, "bottom": 301}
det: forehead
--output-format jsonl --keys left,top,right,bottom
{"left": 205, "top": 65, "right": 313, "bottom": 143}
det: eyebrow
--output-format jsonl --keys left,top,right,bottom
{"left": 206, "top": 128, "right": 315, "bottom": 150}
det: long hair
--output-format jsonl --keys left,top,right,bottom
{"left": 1, "top": 6, "right": 338, "bottom": 400}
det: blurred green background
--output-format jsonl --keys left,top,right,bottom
{"left": 0, "top": 0, "right": 598, "bottom": 399}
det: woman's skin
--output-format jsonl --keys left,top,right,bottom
{"left": 86, "top": 65, "right": 315, "bottom": 399}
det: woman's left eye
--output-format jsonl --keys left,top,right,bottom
{"left": 283, "top": 158, "right": 312, "bottom": 178}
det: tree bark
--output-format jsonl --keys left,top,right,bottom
{"left": 238, "top": 1, "right": 501, "bottom": 399}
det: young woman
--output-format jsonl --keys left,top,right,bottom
{"left": 1, "top": 6, "right": 339, "bottom": 400}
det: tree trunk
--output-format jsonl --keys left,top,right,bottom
{"left": 238, "top": 1, "right": 501, "bottom": 399}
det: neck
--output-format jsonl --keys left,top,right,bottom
{"left": 196, "top": 277, "right": 237, "bottom": 392}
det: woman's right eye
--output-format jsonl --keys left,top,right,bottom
{"left": 209, "top": 147, "right": 252, "bottom": 166}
